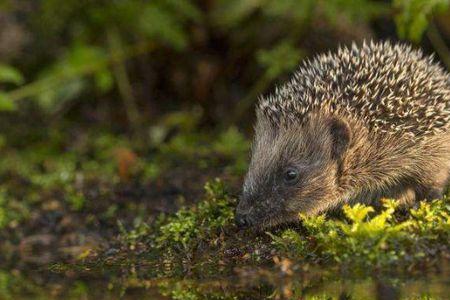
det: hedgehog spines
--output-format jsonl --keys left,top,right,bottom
{"left": 258, "top": 41, "right": 450, "bottom": 139}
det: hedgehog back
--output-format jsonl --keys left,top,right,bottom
{"left": 258, "top": 41, "right": 450, "bottom": 138}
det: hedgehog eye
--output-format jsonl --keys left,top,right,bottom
{"left": 283, "top": 168, "right": 299, "bottom": 185}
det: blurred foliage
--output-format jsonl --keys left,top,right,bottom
{"left": 0, "top": 64, "right": 23, "bottom": 110}
{"left": 0, "top": 188, "right": 29, "bottom": 229}
{"left": 0, "top": 109, "right": 248, "bottom": 232}
{"left": 257, "top": 41, "right": 304, "bottom": 80}
{"left": 211, "top": 0, "right": 386, "bottom": 28}
{"left": 0, "top": 0, "right": 199, "bottom": 118}
{"left": 394, "top": 0, "right": 449, "bottom": 42}
{"left": 0, "top": 270, "right": 44, "bottom": 299}
{"left": 0, "top": 64, "right": 23, "bottom": 85}
{"left": 0, "top": 0, "right": 447, "bottom": 126}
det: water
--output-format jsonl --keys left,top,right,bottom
{"left": 3, "top": 262, "right": 449, "bottom": 299}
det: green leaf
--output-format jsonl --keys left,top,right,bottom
{"left": 0, "top": 64, "right": 24, "bottom": 85}
{"left": 212, "top": 0, "right": 264, "bottom": 28}
{"left": 63, "top": 44, "right": 108, "bottom": 73}
{"left": 257, "top": 41, "right": 303, "bottom": 79}
{"left": 343, "top": 203, "right": 374, "bottom": 223}
{"left": 0, "top": 92, "right": 16, "bottom": 111}
{"left": 139, "top": 3, "right": 188, "bottom": 50}
{"left": 321, "top": 0, "right": 388, "bottom": 23}
{"left": 394, "top": 0, "right": 450, "bottom": 42}
{"left": 36, "top": 78, "right": 85, "bottom": 112}
{"left": 95, "top": 69, "right": 114, "bottom": 93}
{"left": 35, "top": 44, "right": 109, "bottom": 111}
{"left": 263, "top": 0, "right": 315, "bottom": 23}
{"left": 164, "top": 0, "right": 202, "bottom": 21}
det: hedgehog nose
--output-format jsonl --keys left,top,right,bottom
{"left": 235, "top": 213, "right": 249, "bottom": 229}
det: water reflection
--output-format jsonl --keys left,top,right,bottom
{"left": 1, "top": 265, "right": 449, "bottom": 299}
{"left": 154, "top": 271, "right": 449, "bottom": 299}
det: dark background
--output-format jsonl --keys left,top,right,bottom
{"left": 1, "top": 0, "right": 449, "bottom": 134}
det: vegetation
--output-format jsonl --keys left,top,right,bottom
{"left": 75, "top": 182, "right": 449, "bottom": 299}
{"left": 271, "top": 199, "right": 450, "bottom": 269}
{"left": 0, "top": 0, "right": 449, "bottom": 299}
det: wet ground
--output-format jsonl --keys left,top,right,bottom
{"left": 0, "top": 114, "right": 449, "bottom": 299}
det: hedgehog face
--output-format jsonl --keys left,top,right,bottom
{"left": 235, "top": 113, "right": 351, "bottom": 229}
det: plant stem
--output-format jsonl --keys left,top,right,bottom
{"left": 427, "top": 21, "right": 450, "bottom": 70}
{"left": 107, "top": 30, "right": 141, "bottom": 130}
{"left": 6, "top": 41, "right": 155, "bottom": 103}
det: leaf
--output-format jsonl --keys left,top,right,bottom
{"left": 263, "top": 0, "right": 315, "bottom": 23}
{"left": 36, "top": 78, "right": 86, "bottom": 112}
{"left": 0, "top": 92, "right": 16, "bottom": 111}
{"left": 343, "top": 204, "right": 374, "bottom": 223}
{"left": 63, "top": 44, "right": 108, "bottom": 72}
{"left": 257, "top": 41, "right": 303, "bottom": 79}
{"left": 408, "top": 14, "right": 429, "bottom": 42}
{"left": 164, "top": 0, "right": 202, "bottom": 21}
{"left": 35, "top": 44, "right": 109, "bottom": 111}
{"left": 139, "top": 3, "right": 188, "bottom": 50}
{"left": 95, "top": 69, "right": 114, "bottom": 92}
{"left": 0, "top": 64, "right": 24, "bottom": 85}
{"left": 394, "top": 0, "right": 450, "bottom": 42}
{"left": 211, "top": 0, "right": 264, "bottom": 28}
{"left": 322, "top": 0, "right": 388, "bottom": 23}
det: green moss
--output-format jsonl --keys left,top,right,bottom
{"left": 157, "top": 178, "right": 235, "bottom": 250}
{"left": 163, "top": 177, "right": 432, "bottom": 272}
{"left": 271, "top": 199, "right": 450, "bottom": 269}
{"left": 0, "top": 270, "right": 48, "bottom": 300}
{"left": 0, "top": 188, "right": 30, "bottom": 229}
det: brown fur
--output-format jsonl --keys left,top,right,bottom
{"left": 237, "top": 110, "right": 450, "bottom": 228}
{"left": 235, "top": 42, "right": 450, "bottom": 229}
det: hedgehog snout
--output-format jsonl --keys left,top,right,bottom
{"left": 235, "top": 193, "right": 256, "bottom": 228}
{"left": 235, "top": 213, "right": 250, "bottom": 228}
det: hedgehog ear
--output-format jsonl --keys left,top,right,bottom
{"left": 329, "top": 117, "right": 351, "bottom": 160}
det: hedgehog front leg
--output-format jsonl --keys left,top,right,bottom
{"left": 416, "top": 166, "right": 449, "bottom": 201}
{"left": 395, "top": 187, "right": 417, "bottom": 207}
{"left": 394, "top": 184, "right": 438, "bottom": 210}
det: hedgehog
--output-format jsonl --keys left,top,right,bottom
{"left": 235, "top": 41, "right": 450, "bottom": 229}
